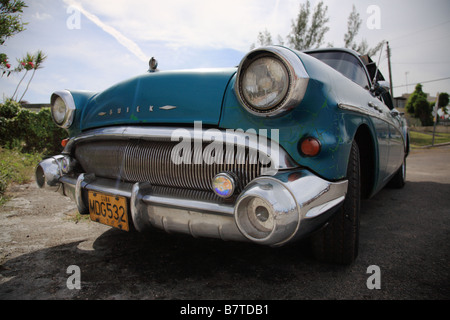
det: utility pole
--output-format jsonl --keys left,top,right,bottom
{"left": 386, "top": 41, "right": 394, "bottom": 97}
{"left": 432, "top": 92, "right": 439, "bottom": 146}
{"left": 405, "top": 71, "right": 409, "bottom": 93}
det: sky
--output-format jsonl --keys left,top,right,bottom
{"left": 0, "top": 0, "right": 449, "bottom": 104}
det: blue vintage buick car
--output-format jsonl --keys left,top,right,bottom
{"left": 36, "top": 46, "right": 408, "bottom": 264}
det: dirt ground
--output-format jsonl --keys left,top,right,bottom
{"left": 0, "top": 147, "right": 449, "bottom": 300}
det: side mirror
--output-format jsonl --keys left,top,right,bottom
{"left": 378, "top": 81, "right": 391, "bottom": 92}
{"left": 390, "top": 110, "right": 405, "bottom": 117}
{"left": 371, "top": 80, "right": 390, "bottom": 97}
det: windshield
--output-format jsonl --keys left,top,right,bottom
{"left": 307, "top": 51, "right": 371, "bottom": 90}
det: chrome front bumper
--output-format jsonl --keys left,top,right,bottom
{"left": 36, "top": 156, "right": 347, "bottom": 246}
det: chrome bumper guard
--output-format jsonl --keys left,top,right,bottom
{"left": 37, "top": 159, "right": 347, "bottom": 246}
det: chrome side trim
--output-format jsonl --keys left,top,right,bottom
{"left": 338, "top": 102, "right": 397, "bottom": 127}
{"left": 305, "top": 196, "right": 345, "bottom": 218}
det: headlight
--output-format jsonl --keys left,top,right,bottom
{"left": 241, "top": 56, "right": 289, "bottom": 111}
{"left": 51, "top": 90, "right": 76, "bottom": 128}
{"left": 235, "top": 46, "right": 309, "bottom": 117}
{"left": 52, "top": 97, "right": 67, "bottom": 125}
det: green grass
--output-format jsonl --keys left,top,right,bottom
{"left": 66, "top": 211, "right": 91, "bottom": 224}
{"left": 409, "top": 130, "right": 450, "bottom": 147}
{"left": 0, "top": 147, "right": 42, "bottom": 205}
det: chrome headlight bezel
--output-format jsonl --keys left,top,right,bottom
{"left": 50, "top": 90, "right": 76, "bottom": 129}
{"left": 235, "top": 46, "right": 309, "bottom": 117}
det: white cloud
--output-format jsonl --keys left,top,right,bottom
{"left": 2, "top": 0, "right": 449, "bottom": 104}
{"left": 64, "top": 0, "right": 297, "bottom": 52}
{"left": 64, "top": 0, "right": 148, "bottom": 62}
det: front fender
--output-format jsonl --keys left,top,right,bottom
{"left": 64, "top": 90, "right": 97, "bottom": 136}
{"left": 219, "top": 52, "right": 361, "bottom": 181}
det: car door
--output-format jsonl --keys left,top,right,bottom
{"left": 380, "top": 91, "right": 405, "bottom": 178}
{"left": 387, "top": 116, "right": 406, "bottom": 176}
{"left": 366, "top": 97, "right": 391, "bottom": 183}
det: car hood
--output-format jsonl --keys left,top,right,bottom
{"left": 80, "top": 68, "right": 237, "bottom": 131}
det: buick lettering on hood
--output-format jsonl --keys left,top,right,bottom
{"left": 36, "top": 46, "right": 409, "bottom": 264}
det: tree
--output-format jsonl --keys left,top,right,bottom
{"left": 405, "top": 83, "right": 426, "bottom": 115}
{"left": 414, "top": 96, "right": 433, "bottom": 126}
{"left": 0, "top": 0, "right": 27, "bottom": 45}
{"left": 0, "top": 52, "right": 11, "bottom": 76}
{"left": 343, "top": 5, "right": 384, "bottom": 56}
{"left": 1, "top": 0, "right": 27, "bottom": 77}
{"left": 406, "top": 84, "right": 433, "bottom": 126}
{"left": 250, "top": 29, "right": 273, "bottom": 50}
{"left": 1, "top": 0, "right": 47, "bottom": 102}
{"left": 15, "top": 50, "right": 47, "bottom": 102}
{"left": 287, "top": 0, "right": 329, "bottom": 50}
{"left": 438, "top": 92, "right": 449, "bottom": 109}
{"left": 343, "top": 5, "right": 360, "bottom": 49}
{"left": 250, "top": 29, "right": 285, "bottom": 50}
{"left": 251, "top": 2, "right": 382, "bottom": 56}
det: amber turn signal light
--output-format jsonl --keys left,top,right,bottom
{"left": 300, "top": 137, "right": 321, "bottom": 157}
{"left": 61, "top": 138, "right": 69, "bottom": 148}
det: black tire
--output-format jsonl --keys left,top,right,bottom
{"left": 387, "top": 158, "right": 406, "bottom": 189}
{"left": 311, "top": 141, "right": 361, "bottom": 265}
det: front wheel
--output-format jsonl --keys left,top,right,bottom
{"left": 311, "top": 141, "right": 361, "bottom": 265}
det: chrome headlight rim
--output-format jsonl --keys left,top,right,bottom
{"left": 238, "top": 54, "right": 291, "bottom": 113}
{"left": 50, "top": 90, "right": 76, "bottom": 129}
{"left": 235, "top": 46, "right": 309, "bottom": 117}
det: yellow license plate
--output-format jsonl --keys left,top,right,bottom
{"left": 88, "top": 191, "right": 129, "bottom": 231}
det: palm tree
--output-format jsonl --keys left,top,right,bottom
{"left": 11, "top": 52, "right": 34, "bottom": 101}
{"left": 18, "top": 50, "right": 47, "bottom": 102}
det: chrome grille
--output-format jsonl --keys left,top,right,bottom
{"left": 74, "top": 140, "right": 264, "bottom": 192}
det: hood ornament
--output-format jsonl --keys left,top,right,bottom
{"left": 149, "top": 57, "right": 158, "bottom": 73}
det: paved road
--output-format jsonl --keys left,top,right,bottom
{"left": 0, "top": 147, "right": 449, "bottom": 301}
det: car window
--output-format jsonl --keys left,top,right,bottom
{"left": 307, "top": 51, "right": 371, "bottom": 90}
